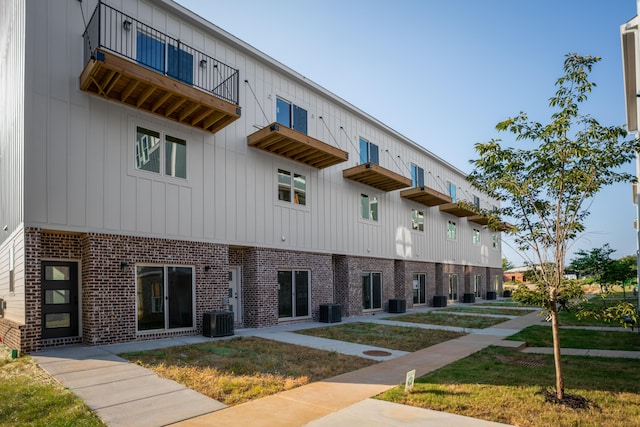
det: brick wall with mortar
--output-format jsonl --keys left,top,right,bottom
{"left": 395, "top": 260, "right": 438, "bottom": 309}
{"left": 237, "top": 247, "right": 333, "bottom": 328}
{"left": 333, "top": 255, "right": 395, "bottom": 316}
{"left": 462, "top": 265, "right": 490, "bottom": 298}
{"left": 21, "top": 229, "right": 229, "bottom": 352}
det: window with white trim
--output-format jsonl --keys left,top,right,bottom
{"left": 135, "top": 126, "right": 186, "bottom": 179}
{"left": 492, "top": 233, "right": 499, "bottom": 249}
{"left": 411, "top": 209, "right": 424, "bottom": 231}
{"left": 278, "top": 169, "right": 306, "bottom": 205}
{"left": 472, "top": 228, "right": 481, "bottom": 245}
{"left": 360, "top": 194, "right": 378, "bottom": 221}
{"left": 359, "top": 138, "right": 379, "bottom": 165}
{"left": 411, "top": 164, "right": 424, "bottom": 187}
{"left": 473, "top": 195, "right": 480, "bottom": 209}
{"left": 447, "top": 220, "right": 456, "bottom": 239}
{"left": 277, "top": 97, "right": 307, "bottom": 134}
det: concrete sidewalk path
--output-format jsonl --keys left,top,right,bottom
{"left": 33, "top": 345, "right": 226, "bottom": 427}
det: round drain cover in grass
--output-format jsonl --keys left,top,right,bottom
{"left": 363, "top": 350, "right": 392, "bottom": 356}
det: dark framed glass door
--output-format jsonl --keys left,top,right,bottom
{"left": 41, "top": 262, "right": 79, "bottom": 339}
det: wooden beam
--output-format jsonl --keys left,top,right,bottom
{"left": 136, "top": 85, "right": 156, "bottom": 107}
{"left": 179, "top": 102, "right": 201, "bottom": 121}
{"left": 164, "top": 97, "right": 186, "bottom": 117}
{"left": 151, "top": 91, "right": 172, "bottom": 113}
{"left": 120, "top": 79, "right": 140, "bottom": 102}
{"left": 191, "top": 108, "right": 213, "bottom": 126}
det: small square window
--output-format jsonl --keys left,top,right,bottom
{"left": 359, "top": 138, "right": 379, "bottom": 165}
{"left": 278, "top": 169, "right": 306, "bottom": 206}
{"left": 360, "top": 194, "right": 378, "bottom": 221}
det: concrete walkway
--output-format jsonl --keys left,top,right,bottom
{"left": 31, "top": 307, "right": 640, "bottom": 427}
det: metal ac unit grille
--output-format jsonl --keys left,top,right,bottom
{"left": 203, "top": 311, "right": 234, "bottom": 337}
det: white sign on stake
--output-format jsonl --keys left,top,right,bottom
{"left": 405, "top": 369, "right": 416, "bottom": 392}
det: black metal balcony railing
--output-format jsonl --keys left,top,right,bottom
{"left": 83, "top": 2, "right": 239, "bottom": 105}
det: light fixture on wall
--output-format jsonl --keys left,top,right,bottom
{"left": 122, "top": 20, "right": 132, "bottom": 31}
{"left": 199, "top": 59, "right": 207, "bottom": 68}
{"left": 2, "top": 225, "right": 7, "bottom": 232}
{"left": 120, "top": 262, "right": 129, "bottom": 272}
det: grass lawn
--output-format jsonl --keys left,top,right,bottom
{"left": 376, "top": 346, "right": 640, "bottom": 427}
{"left": 474, "top": 301, "right": 524, "bottom": 307}
{"left": 437, "top": 306, "right": 532, "bottom": 316}
{"left": 0, "top": 346, "right": 104, "bottom": 427}
{"left": 384, "top": 312, "right": 507, "bottom": 329}
{"left": 120, "top": 336, "right": 376, "bottom": 406}
{"left": 558, "top": 295, "right": 639, "bottom": 327}
{"left": 507, "top": 325, "right": 640, "bottom": 351}
{"left": 296, "top": 322, "right": 464, "bottom": 352}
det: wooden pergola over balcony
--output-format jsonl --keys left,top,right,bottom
{"left": 342, "top": 162, "right": 412, "bottom": 192}
{"left": 80, "top": 2, "right": 240, "bottom": 134}
{"left": 439, "top": 202, "right": 477, "bottom": 217}
{"left": 80, "top": 49, "right": 240, "bottom": 134}
{"left": 247, "top": 123, "right": 348, "bottom": 169}
{"left": 400, "top": 186, "right": 451, "bottom": 207}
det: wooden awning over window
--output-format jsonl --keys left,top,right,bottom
{"left": 247, "top": 123, "right": 348, "bottom": 169}
{"left": 439, "top": 202, "right": 477, "bottom": 217}
{"left": 400, "top": 186, "right": 451, "bottom": 207}
{"left": 342, "top": 162, "right": 412, "bottom": 192}
{"left": 79, "top": 49, "right": 241, "bottom": 134}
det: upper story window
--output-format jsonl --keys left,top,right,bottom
{"left": 359, "top": 138, "right": 379, "bottom": 165}
{"left": 492, "top": 234, "right": 499, "bottom": 249}
{"left": 447, "top": 181, "right": 457, "bottom": 203}
{"left": 473, "top": 195, "right": 480, "bottom": 209}
{"left": 278, "top": 169, "right": 306, "bottom": 205}
{"left": 472, "top": 228, "right": 481, "bottom": 245}
{"left": 411, "top": 164, "right": 424, "bottom": 187}
{"left": 360, "top": 193, "right": 378, "bottom": 221}
{"left": 277, "top": 98, "right": 307, "bottom": 134}
{"left": 447, "top": 220, "right": 457, "bottom": 239}
{"left": 137, "top": 32, "right": 193, "bottom": 86}
{"left": 411, "top": 209, "right": 424, "bottom": 231}
{"left": 136, "top": 126, "right": 187, "bottom": 179}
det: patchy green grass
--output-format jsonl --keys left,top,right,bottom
{"left": 436, "top": 306, "right": 532, "bottom": 316}
{"left": 0, "top": 346, "right": 104, "bottom": 427}
{"left": 376, "top": 346, "right": 640, "bottom": 427}
{"left": 120, "top": 336, "right": 376, "bottom": 406}
{"left": 296, "top": 322, "right": 464, "bottom": 352}
{"left": 557, "top": 295, "right": 639, "bottom": 327}
{"left": 474, "top": 301, "right": 526, "bottom": 307}
{"left": 507, "top": 325, "right": 640, "bottom": 351}
{"left": 384, "top": 312, "right": 506, "bottom": 329}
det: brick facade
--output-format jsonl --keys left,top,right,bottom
{"left": 11, "top": 228, "right": 504, "bottom": 353}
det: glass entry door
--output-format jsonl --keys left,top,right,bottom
{"left": 278, "top": 270, "right": 309, "bottom": 319}
{"left": 413, "top": 273, "right": 426, "bottom": 305}
{"left": 137, "top": 266, "right": 193, "bottom": 331}
{"left": 448, "top": 274, "right": 459, "bottom": 301}
{"left": 41, "top": 262, "right": 79, "bottom": 339}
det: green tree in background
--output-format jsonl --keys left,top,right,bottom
{"left": 468, "top": 54, "right": 639, "bottom": 400}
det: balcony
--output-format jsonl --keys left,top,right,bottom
{"left": 342, "top": 162, "right": 412, "bottom": 192}
{"left": 400, "top": 186, "right": 451, "bottom": 207}
{"left": 247, "top": 123, "right": 348, "bottom": 169}
{"left": 80, "top": 2, "right": 240, "bottom": 134}
{"left": 438, "top": 202, "right": 477, "bottom": 218}
{"left": 468, "top": 215, "right": 490, "bottom": 225}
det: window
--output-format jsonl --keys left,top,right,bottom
{"left": 136, "top": 127, "right": 187, "bottom": 179}
{"left": 278, "top": 270, "right": 310, "bottom": 318}
{"left": 447, "top": 181, "right": 457, "bottom": 203}
{"left": 8, "top": 246, "right": 14, "bottom": 293}
{"left": 447, "top": 220, "right": 456, "bottom": 239}
{"left": 362, "top": 272, "right": 382, "bottom": 310}
{"left": 448, "top": 274, "right": 458, "bottom": 301}
{"left": 494, "top": 275, "right": 500, "bottom": 291}
{"left": 276, "top": 98, "right": 307, "bottom": 134}
{"left": 492, "top": 234, "right": 499, "bottom": 249}
{"left": 137, "top": 32, "right": 193, "bottom": 85}
{"left": 360, "top": 194, "right": 378, "bottom": 221}
{"left": 473, "top": 195, "right": 480, "bottom": 209}
{"left": 472, "top": 228, "right": 481, "bottom": 245}
{"left": 411, "top": 209, "right": 424, "bottom": 231}
{"left": 359, "top": 138, "right": 379, "bottom": 165}
{"left": 413, "top": 273, "right": 426, "bottom": 305}
{"left": 410, "top": 164, "right": 424, "bottom": 187}
{"left": 474, "top": 275, "right": 482, "bottom": 297}
{"left": 278, "top": 169, "right": 306, "bottom": 205}
{"left": 136, "top": 265, "right": 194, "bottom": 331}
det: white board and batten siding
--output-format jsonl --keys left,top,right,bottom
{"left": 21, "top": 0, "right": 501, "bottom": 269}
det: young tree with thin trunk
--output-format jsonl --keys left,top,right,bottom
{"left": 468, "top": 54, "right": 639, "bottom": 400}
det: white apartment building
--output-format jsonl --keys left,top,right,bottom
{"left": 0, "top": 0, "right": 503, "bottom": 353}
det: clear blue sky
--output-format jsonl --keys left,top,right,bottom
{"left": 175, "top": 0, "right": 638, "bottom": 265}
